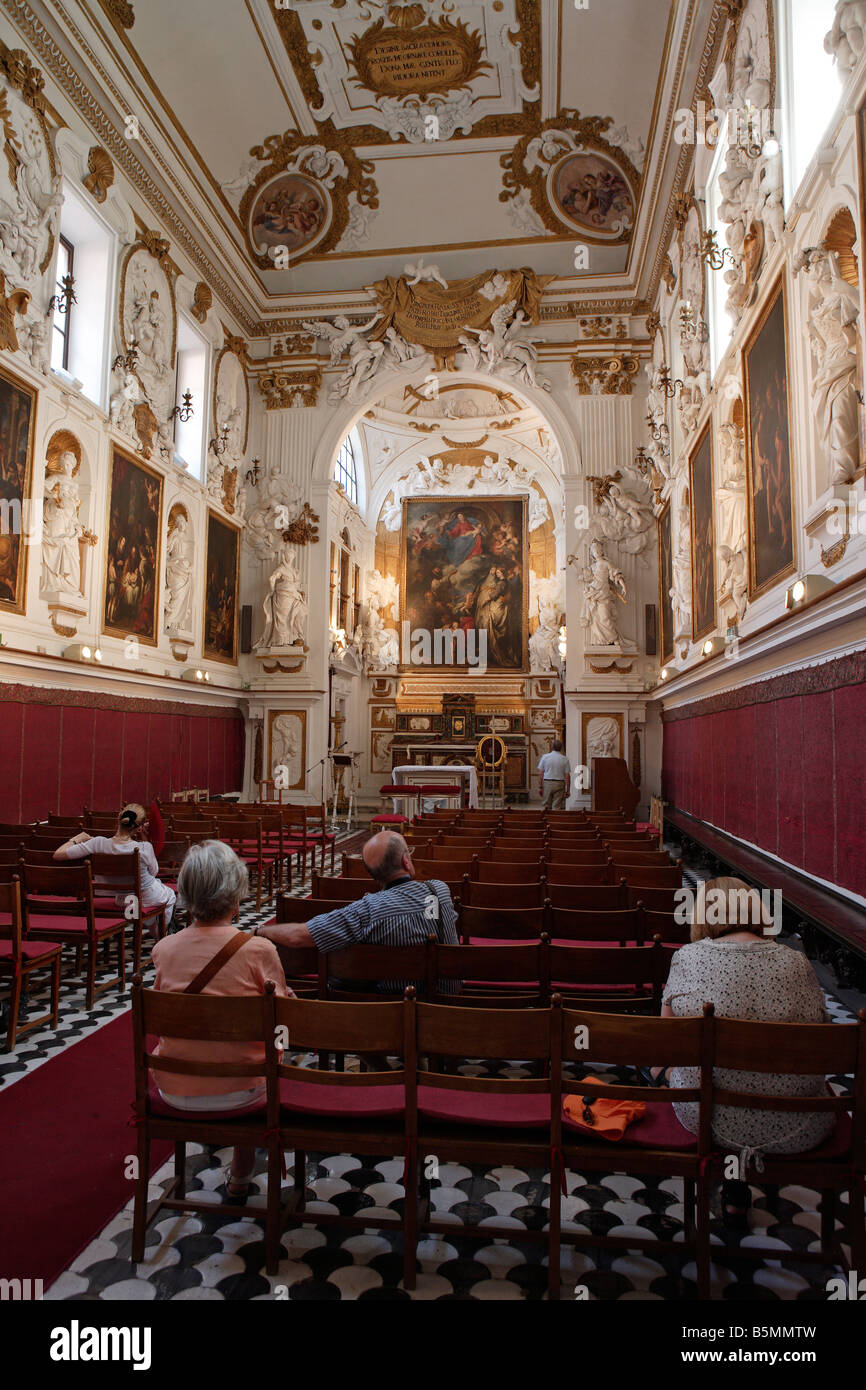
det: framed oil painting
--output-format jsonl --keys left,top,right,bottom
{"left": 689, "top": 422, "right": 716, "bottom": 642}
{"left": 657, "top": 501, "right": 674, "bottom": 666}
{"left": 102, "top": 449, "right": 162, "bottom": 645}
{"left": 0, "top": 363, "right": 36, "bottom": 613}
{"left": 742, "top": 278, "right": 796, "bottom": 599}
{"left": 401, "top": 496, "right": 528, "bottom": 672}
{"left": 550, "top": 151, "right": 635, "bottom": 240}
{"left": 203, "top": 510, "right": 240, "bottom": 664}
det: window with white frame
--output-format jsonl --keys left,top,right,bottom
{"left": 705, "top": 117, "right": 735, "bottom": 378}
{"left": 51, "top": 182, "right": 115, "bottom": 405}
{"left": 173, "top": 314, "right": 208, "bottom": 480}
{"left": 50, "top": 235, "right": 74, "bottom": 373}
{"left": 334, "top": 431, "right": 359, "bottom": 505}
{"left": 781, "top": 0, "right": 844, "bottom": 200}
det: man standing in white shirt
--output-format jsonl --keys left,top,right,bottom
{"left": 537, "top": 739, "right": 570, "bottom": 810}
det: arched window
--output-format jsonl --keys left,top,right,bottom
{"left": 334, "top": 434, "right": 359, "bottom": 504}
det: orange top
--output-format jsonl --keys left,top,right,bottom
{"left": 150, "top": 924, "right": 289, "bottom": 1096}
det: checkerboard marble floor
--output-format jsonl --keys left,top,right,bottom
{"left": 4, "top": 838, "right": 864, "bottom": 1301}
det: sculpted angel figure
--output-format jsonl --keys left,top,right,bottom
{"left": 594, "top": 479, "right": 654, "bottom": 555}
{"left": 799, "top": 248, "right": 862, "bottom": 485}
{"left": 404, "top": 258, "right": 448, "bottom": 289}
{"left": 580, "top": 538, "right": 627, "bottom": 647}
{"left": 302, "top": 314, "right": 386, "bottom": 400}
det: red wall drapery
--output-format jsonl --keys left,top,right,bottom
{"left": 661, "top": 655, "right": 866, "bottom": 899}
{"left": 0, "top": 686, "right": 245, "bottom": 821}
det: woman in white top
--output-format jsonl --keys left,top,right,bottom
{"left": 660, "top": 877, "right": 834, "bottom": 1224}
{"left": 54, "top": 802, "right": 176, "bottom": 924}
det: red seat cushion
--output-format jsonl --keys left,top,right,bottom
{"left": 0, "top": 938, "right": 62, "bottom": 961}
{"left": 147, "top": 1076, "right": 266, "bottom": 1120}
{"left": 371, "top": 815, "right": 409, "bottom": 825}
{"left": 28, "top": 914, "right": 123, "bottom": 937}
{"left": 280, "top": 1078, "right": 404, "bottom": 1117}
{"left": 563, "top": 1097, "right": 698, "bottom": 1150}
{"left": 418, "top": 1085, "right": 549, "bottom": 1127}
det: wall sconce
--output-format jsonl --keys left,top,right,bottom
{"left": 245, "top": 457, "right": 261, "bottom": 488}
{"left": 700, "top": 229, "right": 739, "bottom": 272}
{"left": 168, "top": 390, "right": 194, "bottom": 424}
{"left": 112, "top": 339, "right": 140, "bottom": 375}
{"left": 48, "top": 274, "right": 77, "bottom": 316}
{"left": 209, "top": 424, "right": 230, "bottom": 458}
{"left": 63, "top": 643, "right": 102, "bottom": 662}
{"left": 645, "top": 411, "right": 667, "bottom": 446}
{"left": 679, "top": 301, "right": 696, "bottom": 338}
{"left": 700, "top": 635, "right": 726, "bottom": 658}
{"left": 658, "top": 364, "right": 684, "bottom": 399}
{"left": 784, "top": 575, "right": 834, "bottom": 611}
{"left": 181, "top": 667, "right": 210, "bottom": 682}
{"left": 659, "top": 664, "right": 678, "bottom": 682}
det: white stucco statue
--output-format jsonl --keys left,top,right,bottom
{"left": 580, "top": 538, "right": 627, "bottom": 647}
{"left": 800, "top": 247, "right": 861, "bottom": 485}
{"left": 593, "top": 479, "right": 654, "bottom": 556}
{"left": 825, "top": 0, "right": 866, "bottom": 73}
{"left": 41, "top": 451, "right": 83, "bottom": 595}
{"left": 528, "top": 573, "right": 564, "bottom": 673}
{"left": 164, "top": 511, "right": 193, "bottom": 632}
{"left": 254, "top": 545, "right": 308, "bottom": 649}
{"left": 671, "top": 513, "right": 692, "bottom": 638}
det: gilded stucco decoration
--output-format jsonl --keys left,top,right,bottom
{"left": 500, "top": 111, "right": 641, "bottom": 245}
{"left": 0, "top": 44, "right": 61, "bottom": 285}
{"left": 239, "top": 129, "right": 379, "bottom": 268}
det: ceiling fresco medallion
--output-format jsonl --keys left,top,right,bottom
{"left": 501, "top": 112, "right": 641, "bottom": 245}
{"left": 239, "top": 130, "right": 378, "bottom": 269}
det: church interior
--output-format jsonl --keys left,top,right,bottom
{"left": 1, "top": 0, "right": 866, "bottom": 1336}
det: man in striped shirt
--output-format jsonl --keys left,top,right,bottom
{"left": 258, "top": 831, "right": 459, "bottom": 993}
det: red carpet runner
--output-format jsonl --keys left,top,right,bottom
{"left": 0, "top": 1012, "right": 170, "bottom": 1289}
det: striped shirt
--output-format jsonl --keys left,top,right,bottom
{"left": 306, "top": 876, "right": 459, "bottom": 995}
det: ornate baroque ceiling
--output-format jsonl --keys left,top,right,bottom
{"left": 20, "top": 0, "right": 722, "bottom": 328}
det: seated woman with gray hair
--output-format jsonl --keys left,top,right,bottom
{"left": 660, "top": 875, "right": 833, "bottom": 1227}
{"left": 150, "top": 839, "right": 292, "bottom": 1201}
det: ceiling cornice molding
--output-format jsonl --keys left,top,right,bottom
{"left": 641, "top": 0, "right": 729, "bottom": 310}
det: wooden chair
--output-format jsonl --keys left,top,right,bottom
{"left": 433, "top": 834, "right": 492, "bottom": 850}
{"left": 89, "top": 849, "right": 167, "bottom": 975}
{"left": 549, "top": 1002, "right": 714, "bottom": 1299}
{"left": 484, "top": 847, "right": 551, "bottom": 865}
{"left": 311, "top": 873, "right": 367, "bottom": 901}
{"left": 0, "top": 876, "right": 62, "bottom": 1051}
{"left": 0, "top": 834, "right": 30, "bottom": 852}
{"left": 626, "top": 884, "right": 678, "bottom": 913}
{"left": 21, "top": 859, "right": 125, "bottom": 1009}
{"left": 28, "top": 827, "right": 72, "bottom": 849}
{"left": 156, "top": 839, "right": 189, "bottom": 885}
{"left": 609, "top": 849, "right": 672, "bottom": 866}
{"left": 475, "top": 859, "right": 546, "bottom": 884}
{"left": 642, "top": 909, "right": 690, "bottom": 945}
{"left": 341, "top": 854, "right": 371, "bottom": 879}
{"left": 431, "top": 941, "right": 548, "bottom": 1008}
{"left": 130, "top": 977, "right": 281, "bottom": 1269}
{"left": 408, "top": 861, "right": 472, "bottom": 898}
{"left": 545, "top": 863, "right": 614, "bottom": 886}
{"left": 698, "top": 1011, "right": 866, "bottom": 1288}
{"left": 275, "top": 994, "right": 416, "bottom": 1285}
{"left": 424, "top": 842, "right": 487, "bottom": 861}
{"left": 300, "top": 805, "right": 337, "bottom": 875}
{"left": 85, "top": 813, "right": 124, "bottom": 833}
{"left": 622, "top": 864, "right": 683, "bottom": 890}
{"left": 0, "top": 822, "right": 36, "bottom": 836}
{"left": 547, "top": 939, "right": 675, "bottom": 1013}
{"left": 217, "top": 818, "right": 268, "bottom": 911}
{"left": 279, "top": 806, "right": 318, "bottom": 885}
{"left": 456, "top": 902, "right": 547, "bottom": 943}
{"left": 545, "top": 882, "right": 629, "bottom": 911}
{"left": 548, "top": 905, "right": 648, "bottom": 945}
{"left": 412, "top": 1001, "right": 552, "bottom": 1264}
{"left": 46, "top": 814, "right": 84, "bottom": 829}
{"left": 460, "top": 880, "right": 546, "bottom": 909}
{"left": 544, "top": 849, "right": 611, "bottom": 865}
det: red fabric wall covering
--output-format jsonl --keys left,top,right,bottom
{"left": 0, "top": 691, "right": 244, "bottom": 823}
{"left": 662, "top": 675, "right": 866, "bottom": 899}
